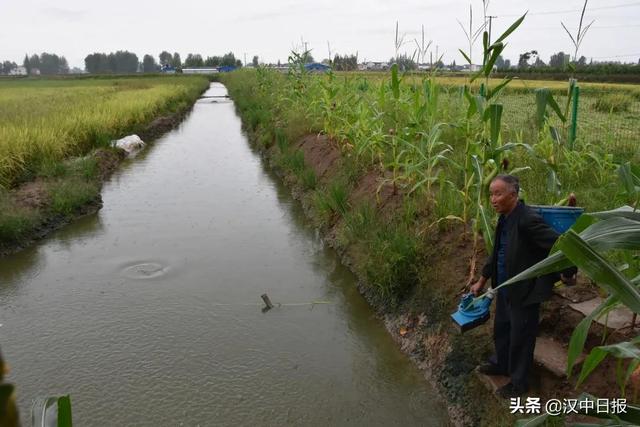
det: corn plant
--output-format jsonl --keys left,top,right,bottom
{"left": 493, "top": 202, "right": 640, "bottom": 396}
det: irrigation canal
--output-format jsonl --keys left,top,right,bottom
{"left": 1, "top": 83, "right": 448, "bottom": 425}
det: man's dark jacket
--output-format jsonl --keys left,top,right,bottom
{"left": 481, "top": 201, "right": 563, "bottom": 307}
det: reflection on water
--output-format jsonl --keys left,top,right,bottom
{"left": 0, "top": 83, "right": 448, "bottom": 426}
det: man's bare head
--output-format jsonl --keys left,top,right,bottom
{"left": 489, "top": 175, "right": 519, "bottom": 215}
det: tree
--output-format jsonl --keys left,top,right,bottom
{"left": 235, "top": 59, "right": 243, "bottom": 67}
{"left": 38, "top": 53, "right": 69, "bottom": 74}
{"left": 143, "top": 54, "right": 158, "bottom": 73}
{"left": 184, "top": 54, "right": 204, "bottom": 67}
{"left": 549, "top": 51, "right": 570, "bottom": 68}
{"left": 85, "top": 51, "right": 138, "bottom": 73}
{"left": 171, "top": 52, "right": 181, "bottom": 68}
{"left": 159, "top": 51, "right": 172, "bottom": 65}
{"left": 220, "top": 52, "right": 237, "bottom": 67}
{"left": 85, "top": 53, "right": 109, "bottom": 73}
{"left": 577, "top": 55, "right": 587, "bottom": 66}
{"left": 390, "top": 53, "right": 416, "bottom": 71}
{"left": 1, "top": 61, "right": 17, "bottom": 74}
{"left": 23, "top": 54, "right": 30, "bottom": 74}
{"left": 252, "top": 55, "right": 259, "bottom": 67}
{"left": 108, "top": 51, "right": 138, "bottom": 73}
{"left": 204, "top": 56, "right": 221, "bottom": 67}
{"left": 517, "top": 50, "right": 538, "bottom": 69}
{"left": 495, "top": 55, "right": 506, "bottom": 69}
{"left": 29, "top": 54, "right": 41, "bottom": 73}
{"left": 333, "top": 53, "right": 358, "bottom": 71}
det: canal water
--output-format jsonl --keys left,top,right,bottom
{"left": 0, "top": 83, "right": 448, "bottom": 426}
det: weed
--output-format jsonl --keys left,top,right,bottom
{"left": 300, "top": 168, "right": 317, "bottom": 190}
{"left": 48, "top": 179, "right": 100, "bottom": 217}
{"left": 0, "top": 193, "right": 40, "bottom": 244}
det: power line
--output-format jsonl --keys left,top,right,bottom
{"left": 589, "top": 53, "right": 640, "bottom": 59}
{"left": 501, "top": 2, "right": 640, "bottom": 17}
{"left": 525, "top": 23, "right": 640, "bottom": 30}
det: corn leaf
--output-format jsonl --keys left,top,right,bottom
{"left": 484, "top": 43, "right": 505, "bottom": 77}
{"left": 575, "top": 392, "right": 640, "bottom": 424}
{"left": 493, "top": 12, "right": 527, "bottom": 45}
{"left": 486, "top": 77, "right": 513, "bottom": 101}
{"left": 567, "top": 295, "right": 619, "bottom": 377}
{"left": 546, "top": 93, "right": 566, "bottom": 123}
{"left": 488, "top": 104, "right": 503, "bottom": 146}
{"left": 577, "top": 338, "right": 640, "bottom": 387}
{"left": 58, "top": 395, "right": 73, "bottom": 427}
{"left": 493, "top": 216, "right": 640, "bottom": 294}
{"left": 514, "top": 413, "right": 550, "bottom": 427}
{"left": 557, "top": 230, "right": 640, "bottom": 314}
{"left": 459, "top": 49, "right": 472, "bottom": 65}
{"left": 589, "top": 205, "right": 640, "bottom": 221}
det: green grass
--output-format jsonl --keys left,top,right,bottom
{"left": 48, "top": 178, "right": 100, "bottom": 217}
{"left": 0, "top": 75, "right": 209, "bottom": 188}
{"left": 0, "top": 192, "right": 41, "bottom": 244}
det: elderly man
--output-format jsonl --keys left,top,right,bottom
{"left": 470, "top": 174, "right": 575, "bottom": 398}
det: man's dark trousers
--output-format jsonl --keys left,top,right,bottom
{"left": 493, "top": 291, "right": 540, "bottom": 390}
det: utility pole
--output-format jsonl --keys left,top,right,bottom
{"left": 487, "top": 16, "right": 498, "bottom": 44}
{"left": 244, "top": 53, "right": 247, "bottom": 67}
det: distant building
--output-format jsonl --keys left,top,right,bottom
{"left": 182, "top": 67, "right": 219, "bottom": 74}
{"left": 359, "top": 62, "right": 389, "bottom": 71}
{"left": 461, "top": 64, "right": 482, "bottom": 72}
{"left": 9, "top": 66, "right": 27, "bottom": 75}
{"left": 304, "top": 62, "right": 331, "bottom": 73}
{"left": 160, "top": 64, "right": 177, "bottom": 74}
{"left": 217, "top": 66, "right": 236, "bottom": 73}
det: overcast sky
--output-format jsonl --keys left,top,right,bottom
{"left": 2, "top": 0, "right": 639, "bottom": 68}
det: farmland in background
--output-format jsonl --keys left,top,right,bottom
{"left": 0, "top": 76, "right": 210, "bottom": 188}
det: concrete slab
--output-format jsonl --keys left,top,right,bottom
{"left": 553, "top": 283, "right": 597, "bottom": 303}
{"left": 475, "top": 368, "right": 510, "bottom": 393}
{"left": 569, "top": 297, "right": 635, "bottom": 330}
{"left": 534, "top": 336, "right": 584, "bottom": 378}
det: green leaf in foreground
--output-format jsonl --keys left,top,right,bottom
{"left": 567, "top": 295, "right": 619, "bottom": 377}
{"left": 556, "top": 230, "right": 640, "bottom": 314}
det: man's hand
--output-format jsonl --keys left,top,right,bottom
{"left": 470, "top": 280, "right": 485, "bottom": 296}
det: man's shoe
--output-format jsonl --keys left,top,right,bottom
{"left": 496, "top": 383, "right": 527, "bottom": 399}
{"left": 477, "top": 362, "right": 508, "bottom": 376}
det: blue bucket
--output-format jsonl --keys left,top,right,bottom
{"left": 529, "top": 205, "right": 584, "bottom": 234}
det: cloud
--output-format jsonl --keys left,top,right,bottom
{"left": 42, "top": 7, "right": 87, "bottom": 22}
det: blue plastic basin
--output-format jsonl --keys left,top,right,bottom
{"left": 529, "top": 205, "right": 585, "bottom": 234}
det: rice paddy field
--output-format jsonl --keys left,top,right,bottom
{"left": 0, "top": 76, "right": 210, "bottom": 188}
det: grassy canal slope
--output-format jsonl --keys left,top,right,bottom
{"left": 0, "top": 75, "right": 209, "bottom": 254}
{"left": 222, "top": 68, "right": 639, "bottom": 426}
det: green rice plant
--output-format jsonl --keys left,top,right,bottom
{"left": 593, "top": 93, "right": 633, "bottom": 113}
{"left": 0, "top": 76, "right": 209, "bottom": 188}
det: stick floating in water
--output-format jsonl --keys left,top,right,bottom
{"left": 261, "top": 294, "right": 274, "bottom": 311}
